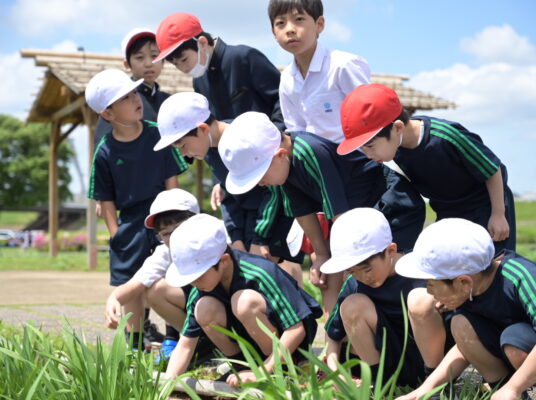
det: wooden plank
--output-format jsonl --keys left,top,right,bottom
{"left": 82, "top": 105, "right": 98, "bottom": 270}
{"left": 48, "top": 121, "right": 60, "bottom": 257}
{"left": 51, "top": 96, "right": 85, "bottom": 122}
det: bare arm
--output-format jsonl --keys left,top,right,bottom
{"left": 492, "top": 345, "right": 536, "bottom": 400}
{"left": 297, "top": 213, "right": 330, "bottom": 288}
{"left": 165, "top": 175, "right": 179, "bottom": 189}
{"left": 100, "top": 201, "right": 119, "bottom": 237}
{"left": 485, "top": 169, "right": 509, "bottom": 242}
{"left": 326, "top": 336, "right": 342, "bottom": 372}
{"left": 165, "top": 335, "right": 199, "bottom": 379}
{"left": 396, "top": 345, "right": 469, "bottom": 400}
{"left": 104, "top": 280, "right": 146, "bottom": 329}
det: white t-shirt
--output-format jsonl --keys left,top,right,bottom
{"left": 132, "top": 244, "right": 172, "bottom": 287}
{"left": 279, "top": 43, "right": 370, "bottom": 143}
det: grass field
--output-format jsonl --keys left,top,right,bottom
{"left": 0, "top": 202, "right": 534, "bottom": 271}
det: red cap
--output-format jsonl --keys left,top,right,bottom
{"left": 337, "top": 83, "right": 402, "bottom": 155}
{"left": 154, "top": 12, "right": 203, "bottom": 62}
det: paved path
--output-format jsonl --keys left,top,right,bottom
{"left": 0, "top": 270, "right": 166, "bottom": 344}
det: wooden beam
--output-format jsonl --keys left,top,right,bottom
{"left": 51, "top": 96, "right": 85, "bottom": 122}
{"left": 49, "top": 121, "right": 60, "bottom": 257}
{"left": 195, "top": 160, "right": 204, "bottom": 208}
{"left": 59, "top": 122, "right": 80, "bottom": 144}
{"left": 82, "top": 105, "right": 98, "bottom": 270}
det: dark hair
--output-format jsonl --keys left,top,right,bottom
{"left": 268, "top": 0, "right": 323, "bottom": 25}
{"left": 126, "top": 36, "right": 158, "bottom": 65}
{"left": 356, "top": 248, "right": 387, "bottom": 267}
{"left": 441, "top": 261, "right": 496, "bottom": 285}
{"left": 373, "top": 109, "right": 410, "bottom": 141}
{"left": 165, "top": 32, "right": 214, "bottom": 62}
{"left": 172, "top": 114, "right": 216, "bottom": 143}
{"left": 153, "top": 210, "right": 196, "bottom": 231}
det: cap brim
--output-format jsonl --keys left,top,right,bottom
{"left": 106, "top": 78, "right": 145, "bottom": 109}
{"left": 286, "top": 220, "right": 304, "bottom": 258}
{"left": 395, "top": 252, "right": 440, "bottom": 280}
{"left": 153, "top": 131, "right": 188, "bottom": 151}
{"left": 320, "top": 249, "right": 382, "bottom": 274}
{"left": 337, "top": 127, "right": 383, "bottom": 155}
{"left": 165, "top": 263, "right": 209, "bottom": 288}
{"left": 154, "top": 40, "right": 185, "bottom": 63}
{"left": 225, "top": 157, "right": 272, "bottom": 195}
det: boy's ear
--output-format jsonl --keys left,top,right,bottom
{"left": 197, "top": 122, "right": 210, "bottom": 136}
{"left": 315, "top": 16, "right": 325, "bottom": 36}
{"left": 197, "top": 35, "right": 210, "bottom": 50}
{"left": 217, "top": 253, "right": 232, "bottom": 270}
{"left": 274, "top": 147, "right": 288, "bottom": 158}
{"left": 123, "top": 59, "right": 132, "bottom": 72}
{"left": 100, "top": 109, "right": 115, "bottom": 122}
{"left": 386, "top": 242, "right": 398, "bottom": 258}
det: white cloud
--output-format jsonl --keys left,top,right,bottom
{"left": 50, "top": 40, "right": 79, "bottom": 52}
{"left": 0, "top": 52, "right": 43, "bottom": 120}
{"left": 324, "top": 19, "right": 352, "bottom": 43}
{"left": 460, "top": 24, "right": 536, "bottom": 65}
{"left": 410, "top": 25, "right": 536, "bottom": 194}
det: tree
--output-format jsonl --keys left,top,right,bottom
{"left": 0, "top": 115, "right": 73, "bottom": 207}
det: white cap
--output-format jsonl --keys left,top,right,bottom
{"left": 166, "top": 214, "right": 228, "bottom": 287}
{"left": 144, "top": 188, "right": 200, "bottom": 228}
{"left": 395, "top": 218, "right": 494, "bottom": 280}
{"left": 154, "top": 92, "right": 211, "bottom": 151}
{"left": 219, "top": 112, "right": 281, "bottom": 195}
{"left": 320, "top": 208, "right": 392, "bottom": 274}
{"left": 121, "top": 28, "right": 155, "bottom": 58}
{"left": 85, "top": 69, "right": 144, "bottom": 113}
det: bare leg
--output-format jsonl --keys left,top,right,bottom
{"left": 123, "top": 295, "right": 144, "bottom": 333}
{"left": 322, "top": 271, "right": 344, "bottom": 317}
{"left": 195, "top": 296, "right": 240, "bottom": 356}
{"left": 503, "top": 345, "right": 529, "bottom": 369}
{"left": 146, "top": 278, "right": 186, "bottom": 331}
{"left": 340, "top": 293, "right": 380, "bottom": 365}
{"left": 408, "top": 287, "right": 447, "bottom": 368}
{"left": 451, "top": 314, "right": 509, "bottom": 383}
{"left": 279, "top": 260, "right": 303, "bottom": 287}
{"left": 231, "top": 289, "right": 278, "bottom": 356}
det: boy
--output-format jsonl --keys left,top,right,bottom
{"left": 396, "top": 219, "right": 536, "bottom": 400}
{"left": 104, "top": 188, "right": 200, "bottom": 361}
{"left": 218, "top": 111, "right": 425, "bottom": 315}
{"left": 86, "top": 69, "right": 187, "bottom": 341}
{"left": 154, "top": 12, "right": 284, "bottom": 130}
{"left": 268, "top": 0, "right": 370, "bottom": 142}
{"left": 164, "top": 213, "right": 322, "bottom": 386}
{"left": 94, "top": 28, "right": 172, "bottom": 146}
{"left": 338, "top": 83, "right": 516, "bottom": 254}
{"left": 154, "top": 91, "right": 303, "bottom": 284}
{"left": 320, "top": 208, "right": 426, "bottom": 387}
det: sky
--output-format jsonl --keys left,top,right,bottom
{"left": 0, "top": 0, "right": 535, "bottom": 196}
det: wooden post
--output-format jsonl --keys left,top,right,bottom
{"left": 82, "top": 105, "right": 98, "bottom": 270}
{"left": 195, "top": 159, "right": 204, "bottom": 208}
{"left": 48, "top": 121, "right": 60, "bottom": 257}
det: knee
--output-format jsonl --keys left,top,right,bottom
{"left": 502, "top": 344, "right": 528, "bottom": 369}
{"left": 195, "top": 297, "right": 225, "bottom": 327}
{"left": 451, "top": 314, "right": 477, "bottom": 346}
{"left": 340, "top": 293, "right": 370, "bottom": 325}
{"left": 146, "top": 279, "right": 165, "bottom": 305}
{"left": 231, "top": 289, "right": 266, "bottom": 321}
{"left": 407, "top": 288, "right": 437, "bottom": 320}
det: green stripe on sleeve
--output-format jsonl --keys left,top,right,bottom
{"left": 325, "top": 275, "right": 354, "bottom": 331}
{"left": 172, "top": 148, "right": 189, "bottom": 173}
{"left": 254, "top": 186, "right": 279, "bottom": 238}
{"left": 88, "top": 136, "right": 108, "bottom": 199}
{"left": 279, "top": 187, "right": 294, "bottom": 217}
{"left": 180, "top": 288, "right": 200, "bottom": 335}
{"left": 502, "top": 263, "right": 536, "bottom": 322}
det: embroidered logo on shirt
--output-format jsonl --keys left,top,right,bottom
{"left": 323, "top": 103, "right": 333, "bottom": 113}
{"left": 116, "top": 158, "right": 125, "bottom": 166}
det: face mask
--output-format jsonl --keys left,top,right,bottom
{"left": 187, "top": 40, "right": 210, "bottom": 78}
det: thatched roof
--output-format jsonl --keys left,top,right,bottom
{"left": 21, "top": 49, "right": 454, "bottom": 123}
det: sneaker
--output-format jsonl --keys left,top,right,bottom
{"left": 154, "top": 339, "right": 178, "bottom": 364}
{"left": 143, "top": 319, "right": 164, "bottom": 344}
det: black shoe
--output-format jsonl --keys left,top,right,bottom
{"left": 143, "top": 319, "right": 164, "bottom": 344}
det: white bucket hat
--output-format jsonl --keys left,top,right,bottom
{"left": 154, "top": 92, "right": 211, "bottom": 151}
{"left": 85, "top": 69, "right": 143, "bottom": 113}
{"left": 144, "top": 188, "right": 200, "bottom": 228}
{"left": 320, "top": 208, "right": 392, "bottom": 274}
{"left": 218, "top": 112, "right": 281, "bottom": 195}
{"left": 395, "top": 218, "right": 494, "bottom": 280}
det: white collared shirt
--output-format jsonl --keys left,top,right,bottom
{"left": 132, "top": 244, "right": 172, "bottom": 287}
{"left": 279, "top": 43, "right": 370, "bottom": 143}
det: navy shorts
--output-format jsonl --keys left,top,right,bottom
{"left": 372, "top": 302, "right": 425, "bottom": 387}
{"left": 109, "top": 200, "right": 159, "bottom": 286}
{"left": 243, "top": 211, "right": 304, "bottom": 264}
{"left": 374, "top": 167, "right": 425, "bottom": 253}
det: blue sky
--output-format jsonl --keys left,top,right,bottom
{"left": 0, "top": 0, "right": 535, "bottom": 195}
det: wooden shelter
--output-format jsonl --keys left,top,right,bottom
{"left": 21, "top": 49, "right": 454, "bottom": 268}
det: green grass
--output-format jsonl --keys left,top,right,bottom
{"left": 0, "top": 211, "right": 39, "bottom": 229}
{"left": 0, "top": 247, "right": 109, "bottom": 271}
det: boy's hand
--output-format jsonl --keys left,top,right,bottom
{"left": 250, "top": 244, "right": 272, "bottom": 260}
{"left": 488, "top": 213, "right": 510, "bottom": 242}
{"left": 226, "top": 370, "right": 257, "bottom": 387}
{"left": 309, "top": 253, "right": 329, "bottom": 289}
{"left": 104, "top": 297, "right": 122, "bottom": 329}
{"left": 231, "top": 240, "right": 247, "bottom": 252}
{"left": 210, "top": 183, "right": 225, "bottom": 211}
